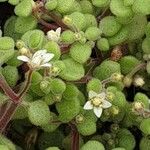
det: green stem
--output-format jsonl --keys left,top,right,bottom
{"left": 126, "top": 62, "right": 146, "bottom": 78}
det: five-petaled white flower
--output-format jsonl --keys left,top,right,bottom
{"left": 47, "top": 27, "right": 61, "bottom": 43}
{"left": 17, "top": 50, "right": 54, "bottom": 70}
{"left": 84, "top": 91, "right": 112, "bottom": 118}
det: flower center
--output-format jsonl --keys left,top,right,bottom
{"left": 91, "top": 97, "right": 103, "bottom": 107}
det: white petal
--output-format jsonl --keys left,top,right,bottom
{"left": 97, "top": 92, "right": 106, "bottom": 100}
{"left": 41, "top": 63, "right": 52, "bottom": 67}
{"left": 94, "top": 107, "right": 103, "bottom": 118}
{"left": 102, "top": 100, "right": 112, "bottom": 109}
{"left": 31, "top": 56, "right": 41, "bottom": 66}
{"left": 32, "top": 50, "right": 47, "bottom": 58}
{"left": 89, "top": 90, "right": 98, "bottom": 99}
{"left": 83, "top": 101, "right": 93, "bottom": 110}
{"left": 56, "top": 27, "right": 61, "bottom": 35}
{"left": 17, "top": 56, "right": 30, "bottom": 62}
{"left": 42, "top": 53, "right": 54, "bottom": 63}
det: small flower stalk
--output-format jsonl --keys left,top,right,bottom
{"left": 17, "top": 49, "right": 54, "bottom": 70}
{"left": 84, "top": 91, "right": 112, "bottom": 118}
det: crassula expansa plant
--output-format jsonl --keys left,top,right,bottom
{"left": 0, "top": 0, "right": 150, "bottom": 150}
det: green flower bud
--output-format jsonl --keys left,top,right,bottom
{"left": 119, "top": 56, "right": 140, "bottom": 75}
{"left": 44, "top": 41, "right": 61, "bottom": 60}
{"left": 94, "top": 60, "right": 121, "bottom": 80}
{"left": 92, "top": 0, "right": 109, "bottom": 7}
{"left": 140, "top": 137, "right": 150, "bottom": 150}
{"left": 123, "top": 76, "right": 132, "bottom": 87}
{"left": 99, "top": 16, "right": 122, "bottom": 37}
{"left": 75, "top": 114, "right": 85, "bottom": 124}
{"left": 28, "top": 100, "right": 51, "bottom": 126}
{"left": 117, "top": 129, "right": 136, "bottom": 150}
{"left": 84, "top": 14, "right": 97, "bottom": 28}
{"left": 15, "top": 16, "right": 37, "bottom": 34}
{"left": 45, "top": 0, "right": 57, "bottom": 11}
{"left": 110, "top": 123, "right": 120, "bottom": 133}
{"left": 134, "top": 93, "right": 149, "bottom": 109}
{"left": 38, "top": 130, "right": 64, "bottom": 150}
{"left": 110, "top": 0, "right": 133, "bottom": 17}
{"left": 85, "top": 27, "right": 101, "bottom": 41}
{"left": 60, "top": 30, "right": 75, "bottom": 44}
{"left": 80, "top": 140, "right": 105, "bottom": 150}
{"left": 14, "top": 0, "right": 33, "bottom": 17}
{"left": 140, "top": 118, "right": 150, "bottom": 135}
{"left": 0, "top": 37, "right": 15, "bottom": 50}
{"left": 59, "top": 58, "right": 85, "bottom": 81}
{"left": 2, "top": 65, "right": 19, "bottom": 87}
{"left": 108, "top": 26, "right": 129, "bottom": 46}
{"left": 64, "top": 12, "right": 86, "bottom": 31}
{"left": 46, "top": 147, "right": 60, "bottom": 150}
{"left": 50, "top": 78, "right": 66, "bottom": 95}
{"left": 56, "top": 0, "right": 74, "bottom": 14}
{"left": 87, "top": 78, "right": 102, "bottom": 93}
{"left": 70, "top": 42, "right": 92, "bottom": 64}
{"left": 0, "top": 145, "right": 9, "bottom": 150}
{"left": 77, "top": 119, "right": 96, "bottom": 136}
{"left": 80, "top": 0, "right": 94, "bottom": 14}
{"left": 63, "top": 83, "right": 79, "bottom": 99}
{"left": 132, "top": 0, "right": 150, "bottom": 15}
{"left": 74, "top": 31, "right": 86, "bottom": 44}
{"left": 142, "top": 38, "right": 150, "bottom": 54}
{"left": 97, "top": 38, "right": 110, "bottom": 51}
{"left": 40, "top": 80, "right": 51, "bottom": 94}
{"left": 0, "top": 134, "right": 16, "bottom": 150}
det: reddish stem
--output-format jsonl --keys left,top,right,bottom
{"left": 41, "top": 7, "right": 68, "bottom": 29}
{"left": 0, "top": 102, "right": 18, "bottom": 133}
{"left": 70, "top": 123, "right": 79, "bottom": 150}
{"left": 38, "top": 18, "right": 60, "bottom": 30}
{"left": 0, "top": 70, "right": 33, "bottom": 132}
{"left": 0, "top": 74, "right": 19, "bottom": 103}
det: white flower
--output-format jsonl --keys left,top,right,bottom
{"left": 17, "top": 50, "right": 54, "bottom": 70}
{"left": 83, "top": 91, "right": 112, "bottom": 118}
{"left": 47, "top": 27, "right": 61, "bottom": 43}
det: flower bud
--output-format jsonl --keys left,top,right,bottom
{"left": 111, "top": 73, "right": 123, "bottom": 82}
{"left": 133, "top": 75, "right": 145, "bottom": 87}
{"left": 75, "top": 114, "right": 85, "bottom": 124}
{"left": 123, "top": 76, "right": 132, "bottom": 87}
